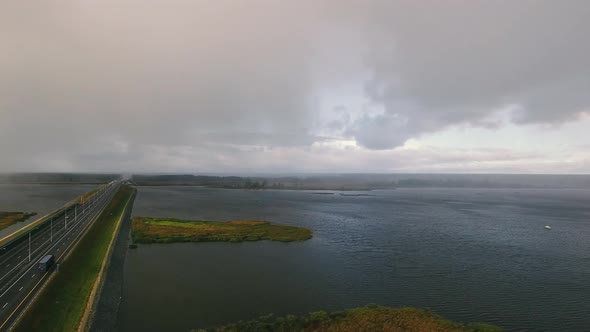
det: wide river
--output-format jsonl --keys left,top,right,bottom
{"left": 113, "top": 186, "right": 590, "bottom": 332}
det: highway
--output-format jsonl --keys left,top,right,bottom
{"left": 0, "top": 181, "right": 120, "bottom": 331}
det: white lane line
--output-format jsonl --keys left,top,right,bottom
{"left": 2, "top": 303, "right": 7, "bottom": 308}
{"left": 5, "top": 264, "right": 9, "bottom": 267}
{"left": 0, "top": 199, "right": 108, "bottom": 300}
{"left": 31, "top": 274, "right": 36, "bottom": 278}
{"left": 17, "top": 256, "right": 20, "bottom": 259}
{"left": 18, "top": 287, "right": 23, "bottom": 292}
{"left": 0, "top": 261, "right": 26, "bottom": 283}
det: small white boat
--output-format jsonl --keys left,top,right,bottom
{"left": 545, "top": 225, "right": 552, "bottom": 230}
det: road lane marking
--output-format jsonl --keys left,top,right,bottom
{"left": 0, "top": 258, "right": 29, "bottom": 282}
{"left": 0, "top": 194, "right": 110, "bottom": 304}
{"left": 31, "top": 274, "right": 35, "bottom": 278}
{"left": 0, "top": 272, "right": 49, "bottom": 329}
{"left": 2, "top": 303, "right": 7, "bottom": 309}
{"left": 18, "top": 287, "right": 23, "bottom": 292}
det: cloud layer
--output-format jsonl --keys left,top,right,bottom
{"left": 350, "top": 0, "right": 590, "bottom": 149}
{"left": 0, "top": 0, "right": 589, "bottom": 172}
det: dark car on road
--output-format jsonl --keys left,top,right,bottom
{"left": 38, "top": 254, "right": 55, "bottom": 272}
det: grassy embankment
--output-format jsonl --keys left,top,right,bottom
{"left": 199, "top": 305, "right": 503, "bottom": 332}
{"left": 132, "top": 217, "right": 312, "bottom": 243}
{"left": 0, "top": 212, "right": 37, "bottom": 231}
{"left": 13, "top": 185, "right": 136, "bottom": 332}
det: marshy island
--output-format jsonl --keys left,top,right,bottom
{"left": 131, "top": 217, "right": 312, "bottom": 244}
{"left": 0, "top": 211, "right": 37, "bottom": 231}
{"left": 197, "top": 305, "right": 502, "bottom": 332}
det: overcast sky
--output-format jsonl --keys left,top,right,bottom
{"left": 1, "top": 0, "right": 589, "bottom": 174}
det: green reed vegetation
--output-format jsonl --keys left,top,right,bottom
{"left": 131, "top": 217, "right": 312, "bottom": 243}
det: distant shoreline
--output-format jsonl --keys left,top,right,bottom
{"left": 2, "top": 172, "right": 590, "bottom": 189}
{"left": 130, "top": 183, "right": 586, "bottom": 190}
{"left": 135, "top": 184, "right": 389, "bottom": 191}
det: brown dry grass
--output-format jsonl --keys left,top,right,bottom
{"left": 0, "top": 212, "right": 37, "bottom": 231}
{"left": 205, "top": 306, "right": 502, "bottom": 332}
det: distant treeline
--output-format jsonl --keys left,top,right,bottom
{"left": 131, "top": 174, "right": 397, "bottom": 190}
{"left": 132, "top": 175, "right": 271, "bottom": 188}
{"left": 132, "top": 173, "right": 590, "bottom": 189}
{"left": 4, "top": 172, "right": 588, "bottom": 188}
{"left": 0, "top": 173, "right": 120, "bottom": 184}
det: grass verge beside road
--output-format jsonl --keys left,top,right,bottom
{"left": 13, "top": 185, "right": 136, "bottom": 332}
{"left": 132, "top": 217, "right": 312, "bottom": 243}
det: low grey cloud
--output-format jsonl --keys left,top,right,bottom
{"left": 0, "top": 1, "right": 320, "bottom": 159}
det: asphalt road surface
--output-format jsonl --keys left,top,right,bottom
{"left": 0, "top": 182, "right": 120, "bottom": 331}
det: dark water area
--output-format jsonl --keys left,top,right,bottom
{"left": 0, "top": 184, "right": 96, "bottom": 237}
{"left": 118, "top": 186, "right": 590, "bottom": 332}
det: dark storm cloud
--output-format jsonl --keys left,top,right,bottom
{"left": 352, "top": 0, "right": 590, "bottom": 149}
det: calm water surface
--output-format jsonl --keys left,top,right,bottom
{"left": 0, "top": 184, "right": 96, "bottom": 237}
{"left": 118, "top": 187, "right": 590, "bottom": 332}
